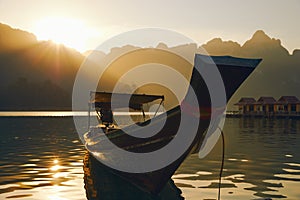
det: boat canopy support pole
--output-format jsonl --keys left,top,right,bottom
{"left": 88, "top": 102, "right": 91, "bottom": 131}
{"left": 142, "top": 108, "right": 146, "bottom": 121}
{"left": 153, "top": 99, "right": 164, "bottom": 117}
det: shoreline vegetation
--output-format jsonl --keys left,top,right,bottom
{"left": 0, "top": 111, "right": 161, "bottom": 117}
{"left": 1, "top": 111, "right": 300, "bottom": 119}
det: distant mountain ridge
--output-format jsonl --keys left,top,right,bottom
{"left": 201, "top": 30, "right": 300, "bottom": 109}
{"left": 0, "top": 23, "right": 37, "bottom": 52}
{"left": 0, "top": 23, "right": 84, "bottom": 110}
{"left": 0, "top": 23, "right": 299, "bottom": 110}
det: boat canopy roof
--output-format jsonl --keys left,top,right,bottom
{"left": 90, "top": 91, "right": 164, "bottom": 110}
{"left": 195, "top": 54, "right": 262, "bottom": 68}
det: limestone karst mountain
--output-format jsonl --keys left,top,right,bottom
{"left": 0, "top": 23, "right": 299, "bottom": 110}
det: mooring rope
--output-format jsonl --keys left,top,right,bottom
{"left": 218, "top": 127, "right": 225, "bottom": 200}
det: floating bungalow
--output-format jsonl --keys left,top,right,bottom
{"left": 233, "top": 96, "right": 300, "bottom": 118}
{"left": 277, "top": 96, "right": 300, "bottom": 113}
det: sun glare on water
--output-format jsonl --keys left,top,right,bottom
{"left": 33, "top": 17, "right": 99, "bottom": 52}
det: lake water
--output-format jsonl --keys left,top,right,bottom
{"left": 0, "top": 115, "right": 300, "bottom": 200}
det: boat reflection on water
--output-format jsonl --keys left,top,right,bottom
{"left": 83, "top": 151, "right": 184, "bottom": 200}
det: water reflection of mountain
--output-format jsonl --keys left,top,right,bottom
{"left": 174, "top": 118, "right": 300, "bottom": 199}
{"left": 1, "top": 116, "right": 299, "bottom": 199}
{"left": 83, "top": 152, "right": 184, "bottom": 200}
{"left": 232, "top": 118, "right": 300, "bottom": 199}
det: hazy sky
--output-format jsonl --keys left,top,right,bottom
{"left": 0, "top": 0, "right": 299, "bottom": 53}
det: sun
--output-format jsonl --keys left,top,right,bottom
{"left": 33, "top": 17, "right": 93, "bottom": 52}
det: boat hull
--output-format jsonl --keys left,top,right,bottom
{"left": 85, "top": 106, "right": 210, "bottom": 193}
{"left": 83, "top": 54, "right": 262, "bottom": 194}
{"left": 83, "top": 151, "right": 184, "bottom": 199}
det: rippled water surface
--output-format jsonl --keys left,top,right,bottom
{"left": 0, "top": 116, "right": 300, "bottom": 199}
{"left": 175, "top": 118, "right": 300, "bottom": 200}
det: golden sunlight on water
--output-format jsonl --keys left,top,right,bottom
{"left": 0, "top": 111, "right": 88, "bottom": 117}
{"left": 0, "top": 116, "right": 300, "bottom": 199}
{"left": 0, "top": 117, "right": 86, "bottom": 200}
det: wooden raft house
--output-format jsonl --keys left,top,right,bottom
{"left": 233, "top": 96, "right": 300, "bottom": 118}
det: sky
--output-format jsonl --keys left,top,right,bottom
{"left": 0, "top": 0, "right": 299, "bottom": 53}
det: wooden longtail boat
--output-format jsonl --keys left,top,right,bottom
{"left": 83, "top": 54, "right": 262, "bottom": 194}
